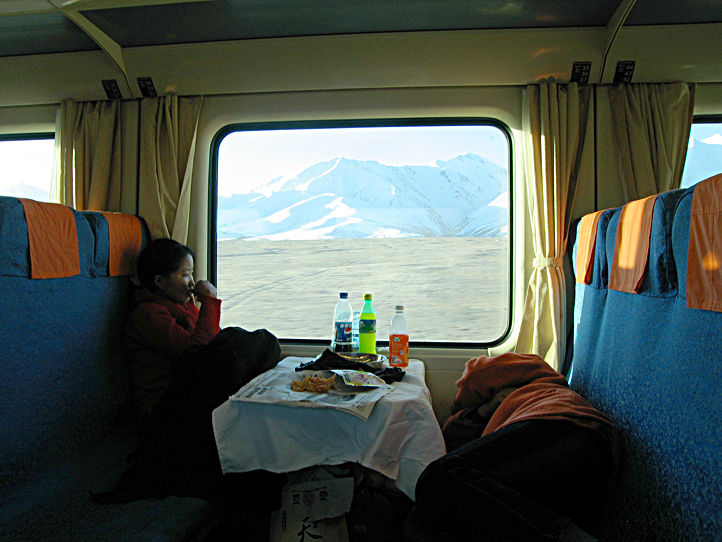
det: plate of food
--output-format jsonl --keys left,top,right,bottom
{"left": 290, "top": 368, "right": 390, "bottom": 394}
{"left": 290, "top": 371, "right": 335, "bottom": 393}
{"left": 334, "top": 352, "right": 387, "bottom": 369}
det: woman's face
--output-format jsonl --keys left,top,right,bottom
{"left": 155, "top": 254, "right": 195, "bottom": 304}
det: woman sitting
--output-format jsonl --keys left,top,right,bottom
{"left": 94, "top": 239, "right": 284, "bottom": 534}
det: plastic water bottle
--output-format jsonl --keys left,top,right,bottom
{"left": 332, "top": 292, "right": 354, "bottom": 353}
{"left": 389, "top": 305, "right": 409, "bottom": 367}
{"left": 351, "top": 310, "right": 361, "bottom": 352}
{"left": 358, "top": 293, "right": 377, "bottom": 354}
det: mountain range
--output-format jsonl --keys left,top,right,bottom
{"left": 218, "top": 137, "right": 722, "bottom": 241}
{"left": 218, "top": 152, "right": 509, "bottom": 240}
{"left": 683, "top": 136, "right": 722, "bottom": 186}
{"left": 0, "top": 183, "right": 48, "bottom": 201}
{"left": 4, "top": 137, "right": 722, "bottom": 241}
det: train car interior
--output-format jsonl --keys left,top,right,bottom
{"left": 1, "top": 1, "right": 721, "bottom": 541}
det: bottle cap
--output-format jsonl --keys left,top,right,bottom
{"left": 339, "top": 292, "right": 348, "bottom": 298}
{"left": 364, "top": 293, "right": 372, "bottom": 300}
{"left": 395, "top": 305, "right": 404, "bottom": 311}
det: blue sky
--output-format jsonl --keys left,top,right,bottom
{"left": 691, "top": 123, "right": 722, "bottom": 141}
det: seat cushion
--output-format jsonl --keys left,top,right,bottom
{"left": 0, "top": 431, "right": 217, "bottom": 542}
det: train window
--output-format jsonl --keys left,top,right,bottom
{"left": 211, "top": 120, "right": 511, "bottom": 347}
{"left": 0, "top": 135, "right": 54, "bottom": 201}
{"left": 681, "top": 120, "right": 722, "bottom": 188}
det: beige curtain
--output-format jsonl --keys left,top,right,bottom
{"left": 138, "top": 95, "right": 203, "bottom": 243}
{"left": 515, "top": 83, "right": 592, "bottom": 371}
{"left": 609, "top": 82, "right": 695, "bottom": 200}
{"left": 51, "top": 100, "right": 122, "bottom": 211}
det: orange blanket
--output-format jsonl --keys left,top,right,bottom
{"left": 575, "top": 210, "right": 605, "bottom": 284}
{"left": 443, "top": 353, "right": 619, "bottom": 462}
{"left": 609, "top": 195, "right": 657, "bottom": 294}
{"left": 100, "top": 212, "right": 143, "bottom": 276}
{"left": 19, "top": 199, "right": 80, "bottom": 279}
{"left": 687, "top": 173, "right": 722, "bottom": 312}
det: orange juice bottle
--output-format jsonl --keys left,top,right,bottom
{"left": 389, "top": 305, "right": 409, "bottom": 367}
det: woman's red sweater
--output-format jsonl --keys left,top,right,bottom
{"left": 124, "top": 288, "right": 221, "bottom": 418}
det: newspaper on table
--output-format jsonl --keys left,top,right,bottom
{"left": 230, "top": 368, "right": 394, "bottom": 420}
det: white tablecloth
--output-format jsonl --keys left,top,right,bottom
{"left": 212, "top": 356, "right": 446, "bottom": 500}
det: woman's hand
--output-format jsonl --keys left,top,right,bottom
{"left": 193, "top": 280, "right": 218, "bottom": 299}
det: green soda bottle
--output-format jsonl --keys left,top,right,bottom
{"left": 358, "top": 293, "right": 377, "bottom": 354}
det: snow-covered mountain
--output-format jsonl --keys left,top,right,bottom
{"left": 0, "top": 184, "right": 48, "bottom": 201}
{"left": 683, "top": 137, "right": 722, "bottom": 187}
{"left": 218, "top": 153, "right": 509, "bottom": 240}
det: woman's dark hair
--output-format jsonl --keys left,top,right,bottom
{"left": 136, "top": 238, "right": 195, "bottom": 290}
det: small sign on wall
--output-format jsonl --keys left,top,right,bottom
{"left": 102, "top": 79, "right": 122, "bottom": 100}
{"left": 137, "top": 77, "right": 158, "bottom": 97}
{"left": 570, "top": 62, "right": 592, "bottom": 84}
{"left": 613, "top": 61, "right": 636, "bottom": 84}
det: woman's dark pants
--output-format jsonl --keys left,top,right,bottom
{"left": 112, "top": 327, "right": 286, "bottom": 521}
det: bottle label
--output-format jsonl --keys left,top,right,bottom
{"left": 389, "top": 333, "right": 409, "bottom": 367}
{"left": 359, "top": 318, "right": 376, "bottom": 334}
{"left": 351, "top": 311, "right": 360, "bottom": 350}
{"left": 335, "top": 321, "right": 353, "bottom": 345}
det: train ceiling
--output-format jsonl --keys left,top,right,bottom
{"left": 2, "top": 0, "right": 722, "bottom": 58}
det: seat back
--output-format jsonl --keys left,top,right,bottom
{"left": 568, "top": 184, "right": 722, "bottom": 541}
{"left": 0, "top": 197, "right": 149, "bottom": 493}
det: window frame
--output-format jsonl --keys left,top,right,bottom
{"left": 691, "top": 114, "right": 722, "bottom": 125}
{"left": 0, "top": 132, "right": 54, "bottom": 143}
{"left": 208, "top": 117, "right": 514, "bottom": 349}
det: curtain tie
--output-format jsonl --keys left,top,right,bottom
{"left": 533, "top": 257, "right": 563, "bottom": 269}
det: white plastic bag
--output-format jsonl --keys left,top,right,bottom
{"left": 269, "top": 476, "right": 354, "bottom": 542}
